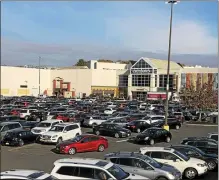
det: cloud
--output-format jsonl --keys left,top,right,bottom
{"left": 105, "top": 10, "right": 217, "bottom": 55}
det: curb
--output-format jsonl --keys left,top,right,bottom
{"left": 186, "top": 124, "right": 218, "bottom": 127}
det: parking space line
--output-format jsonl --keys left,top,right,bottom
{"left": 8, "top": 144, "right": 37, "bottom": 152}
{"left": 116, "top": 139, "right": 129, "bottom": 143}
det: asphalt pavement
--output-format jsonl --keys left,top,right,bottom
{"left": 1, "top": 124, "right": 218, "bottom": 180}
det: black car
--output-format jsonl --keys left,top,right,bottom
{"left": 28, "top": 111, "right": 47, "bottom": 121}
{"left": 151, "top": 118, "right": 181, "bottom": 130}
{"left": 181, "top": 137, "right": 218, "bottom": 154}
{"left": 125, "top": 120, "right": 151, "bottom": 133}
{"left": 170, "top": 145, "right": 218, "bottom": 171}
{"left": 10, "top": 120, "right": 39, "bottom": 130}
{"left": 93, "top": 123, "right": 131, "bottom": 138}
{"left": 134, "top": 127, "right": 172, "bottom": 145}
{"left": 1, "top": 129, "right": 37, "bottom": 146}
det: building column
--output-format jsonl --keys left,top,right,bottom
{"left": 128, "top": 75, "right": 132, "bottom": 100}
{"left": 150, "top": 73, "right": 156, "bottom": 92}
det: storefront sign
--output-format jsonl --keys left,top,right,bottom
{"left": 131, "top": 69, "right": 152, "bottom": 74}
{"left": 147, "top": 93, "right": 167, "bottom": 99}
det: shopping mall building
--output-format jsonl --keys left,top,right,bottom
{"left": 1, "top": 57, "right": 218, "bottom": 100}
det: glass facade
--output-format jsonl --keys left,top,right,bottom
{"left": 132, "top": 59, "right": 152, "bottom": 69}
{"left": 119, "top": 75, "right": 128, "bottom": 87}
{"left": 132, "top": 75, "right": 151, "bottom": 87}
{"left": 159, "top": 74, "right": 174, "bottom": 90}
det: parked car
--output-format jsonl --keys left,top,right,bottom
{"left": 0, "top": 115, "right": 20, "bottom": 122}
{"left": 134, "top": 127, "right": 172, "bottom": 145}
{"left": 141, "top": 115, "right": 165, "bottom": 124}
{"left": 1, "top": 129, "right": 37, "bottom": 146}
{"left": 10, "top": 120, "right": 39, "bottom": 130}
{"left": 125, "top": 120, "right": 151, "bottom": 133}
{"left": 105, "top": 151, "right": 182, "bottom": 180}
{"left": 56, "top": 134, "right": 108, "bottom": 155}
{"left": 180, "top": 137, "right": 218, "bottom": 154}
{"left": 170, "top": 145, "right": 218, "bottom": 171}
{"left": 208, "top": 132, "right": 218, "bottom": 141}
{"left": 51, "top": 158, "right": 148, "bottom": 179}
{"left": 0, "top": 169, "right": 57, "bottom": 179}
{"left": 28, "top": 111, "right": 47, "bottom": 121}
{"left": 0, "top": 121, "right": 23, "bottom": 140}
{"left": 83, "top": 115, "right": 108, "bottom": 128}
{"left": 93, "top": 123, "right": 131, "bottom": 138}
{"left": 104, "top": 108, "right": 116, "bottom": 115}
{"left": 102, "top": 117, "right": 128, "bottom": 127}
{"left": 31, "top": 120, "right": 63, "bottom": 136}
{"left": 39, "top": 123, "right": 82, "bottom": 144}
{"left": 151, "top": 118, "right": 181, "bottom": 130}
{"left": 56, "top": 113, "right": 76, "bottom": 122}
{"left": 19, "top": 109, "right": 37, "bottom": 120}
{"left": 140, "top": 147, "right": 208, "bottom": 179}
{"left": 126, "top": 114, "right": 146, "bottom": 122}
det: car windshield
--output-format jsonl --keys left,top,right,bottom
{"left": 70, "top": 135, "right": 84, "bottom": 142}
{"left": 174, "top": 150, "right": 190, "bottom": 161}
{"left": 105, "top": 109, "right": 111, "bottom": 111}
{"left": 107, "top": 164, "right": 129, "bottom": 180}
{"left": 144, "top": 155, "right": 162, "bottom": 168}
{"left": 37, "top": 122, "right": 51, "bottom": 127}
{"left": 49, "top": 126, "right": 64, "bottom": 132}
{"left": 142, "top": 129, "right": 156, "bottom": 135}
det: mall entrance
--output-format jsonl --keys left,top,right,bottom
{"left": 132, "top": 91, "right": 147, "bottom": 101}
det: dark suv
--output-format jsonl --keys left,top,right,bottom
{"left": 181, "top": 137, "right": 218, "bottom": 155}
{"left": 125, "top": 120, "right": 151, "bottom": 133}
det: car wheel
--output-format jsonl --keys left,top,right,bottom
{"left": 175, "top": 125, "right": 180, "bottom": 130}
{"left": 98, "top": 144, "right": 105, "bottom": 152}
{"left": 68, "top": 148, "right": 76, "bottom": 155}
{"left": 92, "top": 123, "right": 97, "bottom": 128}
{"left": 166, "top": 136, "right": 171, "bottom": 143}
{"left": 156, "top": 177, "right": 168, "bottom": 180}
{"left": 136, "top": 128, "right": 141, "bottom": 133}
{"left": 207, "top": 160, "right": 217, "bottom": 171}
{"left": 184, "top": 168, "right": 197, "bottom": 179}
{"left": 95, "top": 131, "right": 100, "bottom": 135}
{"left": 115, "top": 133, "right": 120, "bottom": 138}
{"left": 19, "top": 139, "right": 24, "bottom": 146}
{"left": 57, "top": 137, "right": 62, "bottom": 144}
{"left": 149, "top": 139, "right": 155, "bottom": 145}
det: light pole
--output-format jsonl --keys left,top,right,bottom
{"left": 25, "top": 80, "right": 28, "bottom": 96}
{"left": 164, "top": 0, "right": 179, "bottom": 131}
{"left": 39, "top": 56, "right": 41, "bottom": 97}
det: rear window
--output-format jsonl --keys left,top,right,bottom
{"left": 20, "top": 110, "right": 27, "bottom": 113}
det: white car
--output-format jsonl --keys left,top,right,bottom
{"left": 141, "top": 115, "right": 165, "bottom": 124}
{"left": 51, "top": 158, "right": 149, "bottom": 179}
{"left": 39, "top": 123, "right": 81, "bottom": 144}
{"left": 19, "top": 109, "right": 37, "bottom": 120}
{"left": 139, "top": 147, "right": 208, "bottom": 179}
{"left": 104, "top": 108, "right": 116, "bottom": 115}
{"left": 0, "top": 169, "right": 57, "bottom": 179}
{"left": 31, "top": 120, "right": 63, "bottom": 136}
{"left": 83, "top": 116, "right": 108, "bottom": 127}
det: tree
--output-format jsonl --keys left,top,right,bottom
{"left": 181, "top": 81, "right": 217, "bottom": 110}
{"left": 75, "top": 59, "right": 87, "bottom": 66}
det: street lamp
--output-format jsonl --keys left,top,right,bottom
{"left": 164, "top": 0, "right": 179, "bottom": 131}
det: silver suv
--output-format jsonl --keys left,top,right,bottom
{"left": 104, "top": 152, "right": 182, "bottom": 180}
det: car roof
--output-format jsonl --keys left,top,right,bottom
{"left": 0, "top": 121, "right": 20, "bottom": 126}
{"left": 40, "top": 120, "right": 62, "bottom": 123}
{"left": 140, "top": 147, "right": 174, "bottom": 153}
{"left": 54, "top": 158, "right": 113, "bottom": 169}
{"left": 105, "top": 151, "right": 145, "bottom": 159}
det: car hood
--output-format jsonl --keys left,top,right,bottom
{"left": 188, "top": 157, "right": 206, "bottom": 164}
{"left": 42, "top": 131, "right": 62, "bottom": 136}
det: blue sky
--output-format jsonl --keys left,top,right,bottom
{"left": 1, "top": 1, "right": 218, "bottom": 66}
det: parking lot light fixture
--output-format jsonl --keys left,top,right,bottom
{"left": 163, "top": 0, "right": 179, "bottom": 131}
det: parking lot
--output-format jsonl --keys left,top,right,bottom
{"left": 1, "top": 124, "right": 218, "bottom": 179}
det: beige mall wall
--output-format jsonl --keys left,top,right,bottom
{"left": 1, "top": 66, "right": 51, "bottom": 96}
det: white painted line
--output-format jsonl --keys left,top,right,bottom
{"left": 116, "top": 139, "right": 129, "bottom": 143}
{"left": 186, "top": 124, "right": 218, "bottom": 127}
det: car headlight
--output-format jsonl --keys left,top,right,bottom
{"left": 144, "top": 137, "right": 149, "bottom": 140}
{"left": 52, "top": 135, "right": 58, "bottom": 138}
{"left": 197, "top": 164, "right": 205, "bottom": 167}
{"left": 120, "top": 131, "right": 125, "bottom": 134}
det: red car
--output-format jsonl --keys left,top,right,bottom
{"left": 56, "top": 113, "right": 76, "bottom": 122}
{"left": 56, "top": 134, "right": 108, "bottom": 155}
{"left": 11, "top": 108, "right": 21, "bottom": 116}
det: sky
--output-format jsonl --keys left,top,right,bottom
{"left": 1, "top": 1, "right": 218, "bottom": 67}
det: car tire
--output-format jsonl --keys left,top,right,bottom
{"left": 76, "top": 133, "right": 79, "bottom": 136}
{"left": 207, "top": 160, "right": 217, "bottom": 171}
{"left": 156, "top": 177, "right": 168, "bottom": 180}
{"left": 68, "top": 148, "right": 76, "bottom": 155}
{"left": 115, "top": 133, "right": 120, "bottom": 138}
{"left": 98, "top": 144, "right": 105, "bottom": 152}
{"left": 95, "top": 131, "right": 100, "bottom": 135}
{"left": 149, "top": 139, "right": 155, "bottom": 145}
{"left": 19, "top": 139, "right": 24, "bottom": 146}
{"left": 57, "top": 137, "right": 62, "bottom": 144}
{"left": 166, "top": 136, "right": 171, "bottom": 143}
{"left": 175, "top": 125, "right": 180, "bottom": 130}
{"left": 136, "top": 128, "right": 141, "bottom": 133}
{"left": 92, "top": 123, "right": 97, "bottom": 128}
{"left": 184, "top": 168, "right": 197, "bottom": 179}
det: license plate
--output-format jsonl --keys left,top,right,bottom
{"left": 6, "top": 142, "right": 9, "bottom": 145}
